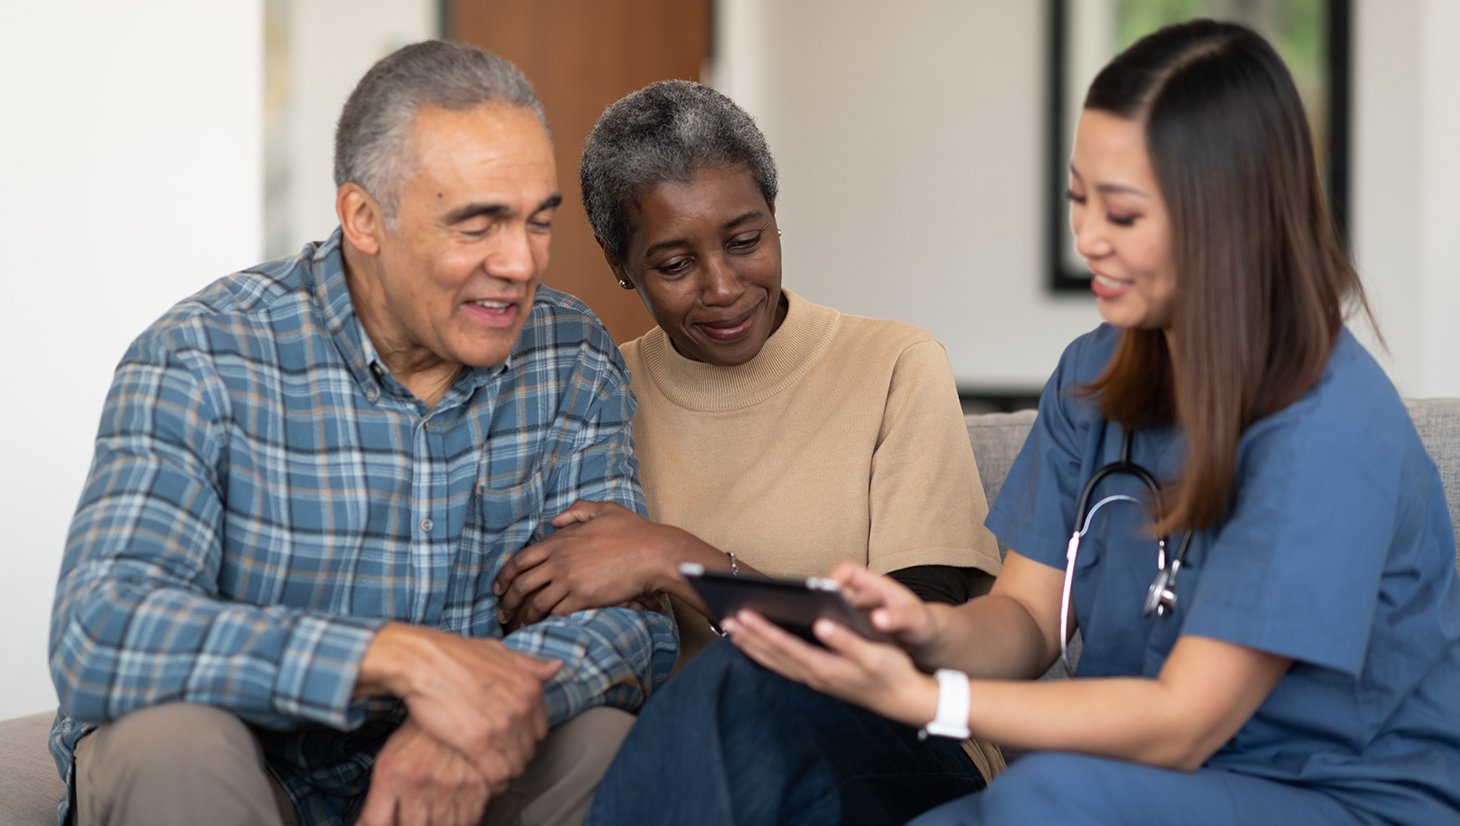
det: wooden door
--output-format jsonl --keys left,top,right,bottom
{"left": 450, "top": 0, "right": 713, "bottom": 344}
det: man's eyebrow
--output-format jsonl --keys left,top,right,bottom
{"left": 445, "top": 203, "right": 512, "bottom": 224}
{"left": 444, "top": 194, "right": 562, "bottom": 225}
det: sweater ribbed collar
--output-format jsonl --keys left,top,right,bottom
{"left": 635, "top": 289, "right": 840, "bottom": 412}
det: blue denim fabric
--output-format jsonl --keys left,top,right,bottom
{"left": 587, "top": 640, "right": 985, "bottom": 826}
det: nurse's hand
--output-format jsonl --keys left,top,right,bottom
{"left": 722, "top": 610, "right": 939, "bottom": 730}
{"left": 824, "top": 563, "right": 947, "bottom": 655}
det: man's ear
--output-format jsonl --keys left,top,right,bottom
{"left": 337, "top": 183, "right": 384, "bottom": 256}
{"left": 599, "top": 243, "right": 635, "bottom": 290}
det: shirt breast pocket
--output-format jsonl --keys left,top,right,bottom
{"left": 447, "top": 470, "right": 550, "bottom": 633}
{"left": 466, "top": 470, "right": 549, "bottom": 567}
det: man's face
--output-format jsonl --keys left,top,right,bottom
{"left": 367, "top": 103, "right": 559, "bottom": 372}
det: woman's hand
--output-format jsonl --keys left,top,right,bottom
{"left": 723, "top": 609, "right": 939, "bottom": 729}
{"left": 493, "top": 500, "right": 678, "bottom": 629}
{"left": 825, "top": 563, "right": 947, "bottom": 655}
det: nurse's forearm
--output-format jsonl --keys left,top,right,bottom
{"left": 959, "top": 636, "right": 1290, "bottom": 770}
{"left": 911, "top": 551, "right": 1066, "bottom": 679}
{"left": 912, "top": 596, "right": 1058, "bottom": 679}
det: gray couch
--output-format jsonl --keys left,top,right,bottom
{"left": 3, "top": 400, "right": 1456, "bottom": 825}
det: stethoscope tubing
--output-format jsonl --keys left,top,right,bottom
{"left": 1059, "top": 427, "right": 1193, "bottom": 675}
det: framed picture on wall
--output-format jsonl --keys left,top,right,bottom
{"left": 1046, "top": 0, "right": 1352, "bottom": 292}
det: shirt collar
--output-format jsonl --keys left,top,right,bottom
{"left": 310, "top": 228, "right": 512, "bottom": 404}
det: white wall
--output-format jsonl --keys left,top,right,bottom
{"left": 1350, "top": 0, "right": 1460, "bottom": 397}
{"left": 717, "top": 0, "right": 1460, "bottom": 398}
{"left": 268, "top": 0, "right": 439, "bottom": 256}
{"left": 0, "top": 1, "right": 264, "bottom": 719}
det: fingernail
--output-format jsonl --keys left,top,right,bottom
{"left": 492, "top": 582, "right": 503, "bottom": 595}
{"left": 721, "top": 618, "right": 738, "bottom": 635}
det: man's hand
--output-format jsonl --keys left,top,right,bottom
{"left": 356, "top": 625, "right": 560, "bottom": 791}
{"left": 357, "top": 720, "right": 492, "bottom": 826}
{"left": 494, "top": 500, "right": 679, "bottom": 628}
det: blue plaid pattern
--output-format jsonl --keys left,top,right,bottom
{"left": 47, "top": 230, "right": 678, "bottom": 825}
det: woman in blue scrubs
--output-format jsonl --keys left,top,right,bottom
{"left": 722, "top": 19, "right": 1460, "bottom": 824}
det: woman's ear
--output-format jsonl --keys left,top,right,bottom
{"left": 337, "top": 183, "right": 384, "bottom": 256}
{"left": 601, "top": 245, "right": 635, "bottom": 290}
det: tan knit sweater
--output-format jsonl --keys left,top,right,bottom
{"left": 622, "top": 290, "right": 1002, "bottom": 661}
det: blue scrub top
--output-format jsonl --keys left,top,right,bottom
{"left": 987, "top": 325, "right": 1460, "bottom": 822}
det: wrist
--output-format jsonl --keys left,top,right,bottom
{"left": 919, "top": 669, "right": 971, "bottom": 740}
{"left": 654, "top": 529, "right": 720, "bottom": 594}
{"left": 357, "top": 623, "right": 413, "bottom": 698}
{"left": 907, "top": 603, "right": 952, "bottom": 668}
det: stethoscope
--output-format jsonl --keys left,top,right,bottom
{"left": 1059, "top": 428, "right": 1193, "bottom": 673}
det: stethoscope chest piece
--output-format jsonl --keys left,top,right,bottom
{"left": 1144, "top": 558, "right": 1181, "bottom": 617}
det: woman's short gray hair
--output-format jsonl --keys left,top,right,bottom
{"left": 334, "top": 40, "right": 547, "bottom": 226}
{"left": 580, "top": 80, "right": 778, "bottom": 263}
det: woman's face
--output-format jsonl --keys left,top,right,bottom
{"left": 613, "top": 164, "right": 784, "bottom": 366}
{"left": 1068, "top": 109, "right": 1177, "bottom": 330}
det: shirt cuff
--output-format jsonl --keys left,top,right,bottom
{"left": 272, "top": 614, "right": 386, "bottom": 729}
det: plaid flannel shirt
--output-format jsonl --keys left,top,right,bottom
{"left": 47, "top": 230, "right": 678, "bottom": 825}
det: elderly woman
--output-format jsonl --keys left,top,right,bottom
{"left": 492, "top": 80, "right": 1004, "bottom": 822}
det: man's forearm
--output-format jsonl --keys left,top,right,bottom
{"left": 52, "top": 570, "right": 383, "bottom": 730}
{"left": 502, "top": 606, "right": 678, "bottom": 724}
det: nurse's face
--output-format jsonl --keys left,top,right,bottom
{"left": 1067, "top": 109, "right": 1178, "bottom": 330}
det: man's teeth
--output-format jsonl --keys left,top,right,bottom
{"left": 473, "top": 300, "right": 510, "bottom": 309}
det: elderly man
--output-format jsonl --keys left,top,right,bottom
{"left": 47, "top": 40, "right": 676, "bottom": 826}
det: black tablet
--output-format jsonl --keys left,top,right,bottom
{"left": 679, "top": 563, "right": 886, "bottom": 644}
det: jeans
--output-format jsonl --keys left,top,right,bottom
{"left": 586, "top": 640, "right": 985, "bottom": 826}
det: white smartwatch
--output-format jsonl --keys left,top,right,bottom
{"left": 921, "top": 669, "right": 971, "bottom": 739}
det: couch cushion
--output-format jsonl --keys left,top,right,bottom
{"left": 964, "top": 410, "right": 1038, "bottom": 558}
{"left": 1408, "top": 398, "right": 1460, "bottom": 570}
{"left": 0, "top": 711, "right": 61, "bottom": 826}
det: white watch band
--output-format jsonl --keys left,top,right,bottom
{"left": 922, "top": 669, "right": 971, "bottom": 739}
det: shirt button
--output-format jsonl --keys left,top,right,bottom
{"left": 420, "top": 518, "right": 434, "bottom": 533}
{"left": 365, "top": 387, "right": 380, "bottom": 402}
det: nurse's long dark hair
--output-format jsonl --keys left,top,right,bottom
{"left": 1080, "top": 19, "right": 1375, "bottom": 534}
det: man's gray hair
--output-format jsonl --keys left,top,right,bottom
{"left": 334, "top": 40, "right": 547, "bottom": 225}
{"left": 579, "top": 80, "right": 778, "bottom": 263}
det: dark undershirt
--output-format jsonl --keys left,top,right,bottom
{"left": 889, "top": 565, "right": 996, "bottom": 606}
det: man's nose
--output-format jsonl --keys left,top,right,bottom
{"left": 488, "top": 224, "right": 544, "bottom": 283}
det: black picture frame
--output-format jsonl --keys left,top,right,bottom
{"left": 1046, "top": 0, "right": 1352, "bottom": 293}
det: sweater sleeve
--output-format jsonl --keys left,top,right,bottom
{"left": 867, "top": 337, "right": 1002, "bottom": 577}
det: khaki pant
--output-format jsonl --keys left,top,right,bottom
{"left": 74, "top": 703, "right": 634, "bottom": 826}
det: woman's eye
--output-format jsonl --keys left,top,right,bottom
{"left": 727, "top": 232, "right": 761, "bottom": 253}
{"left": 1065, "top": 189, "right": 1087, "bottom": 205}
{"left": 1108, "top": 213, "right": 1138, "bottom": 227}
{"left": 656, "top": 258, "right": 692, "bottom": 276}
